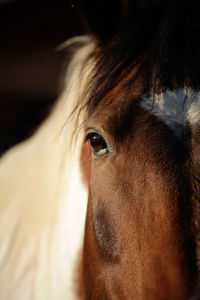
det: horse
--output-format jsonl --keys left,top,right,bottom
{"left": 0, "top": 0, "right": 200, "bottom": 299}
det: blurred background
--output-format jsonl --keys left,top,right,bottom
{"left": 0, "top": 0, "right": 84, "bottom": 155}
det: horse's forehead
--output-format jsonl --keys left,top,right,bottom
{"left": 140, "top": 88, "right": 200, "bottom": 137}
{"left": 91, "top": 88, "right": 196, "bottom": 140}
{"left": 91, "top": 87, "right": 200, "bottom": 139}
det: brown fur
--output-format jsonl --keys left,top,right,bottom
{"left": 78, "top": 0, "right": 200, "bottom": 298}
{"left": 82, "top": 84, "right": 197, "bottom": 299}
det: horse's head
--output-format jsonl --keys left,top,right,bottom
{"left": 80, "top": 1, "right": 200, "bottom": 298}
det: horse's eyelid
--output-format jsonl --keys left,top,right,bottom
{"left": 93, "top": 147, "right": 113, "bottom": 157}
{"left": 84, "top": 131, "right": 105, "bottom": 142}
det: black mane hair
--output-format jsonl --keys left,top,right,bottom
{"left": 84, "top": 0, "right": 200, "bottom": 114}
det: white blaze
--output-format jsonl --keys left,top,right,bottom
{"left": 140, "top": 88, "right": 200, "bottom": 136}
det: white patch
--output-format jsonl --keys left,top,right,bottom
{"left": 140, "top": 88, "right": 200, "bottom": 136}
{"left": 0, "top": 36, "right": 94, "bottom": 300}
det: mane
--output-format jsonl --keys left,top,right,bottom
{"left": 86, "top": 0, "right": 200, "bottom": 115}
{"left": 0, "top": 36, "right": 94, "bottom": 300}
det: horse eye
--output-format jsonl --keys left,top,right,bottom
{"left": 86, "top": 132, "right": 109, "bottom": 156}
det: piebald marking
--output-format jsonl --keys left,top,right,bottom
{"left": 140, "top": 88, "right": 200, "bottom": 137}
{"left": 0, "top": 36, "right": 94, "bottom": 300}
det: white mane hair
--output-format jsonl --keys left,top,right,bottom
{"left": 0, "top": 36, "right": 94, "bottom": 300}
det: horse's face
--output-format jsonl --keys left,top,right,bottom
{"left": 83, "top": 87, "right": 196, "bottom": 299}
{"left": 80, "top": 0, "right": 199, "bottom": 298}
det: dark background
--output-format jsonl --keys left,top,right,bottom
{"left": 0, "top": 0, "right": 84, "bottom": 154}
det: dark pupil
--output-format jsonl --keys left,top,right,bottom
{"left": 88, "top": 133, "right": 107, "bottom": 153}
